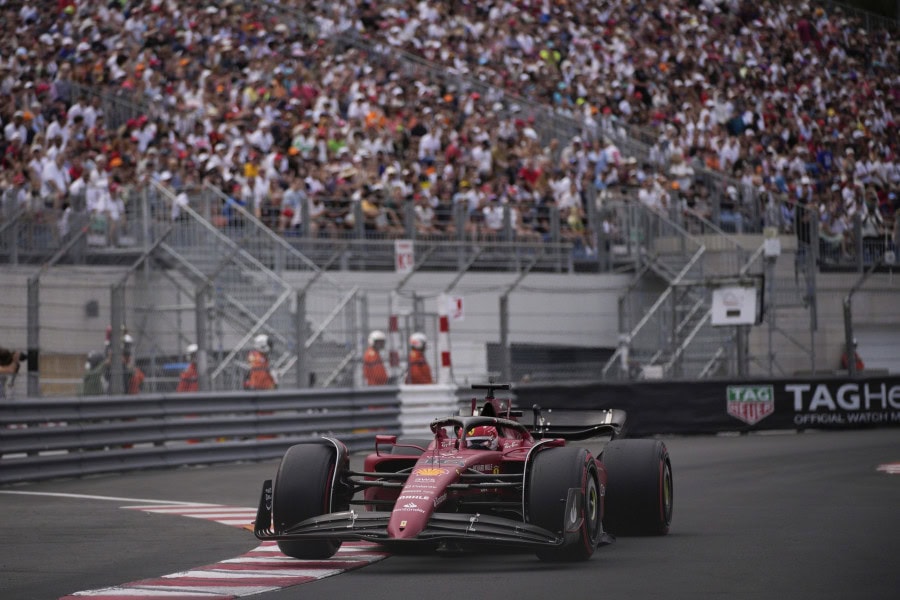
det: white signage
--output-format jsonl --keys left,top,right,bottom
{"left": 711, "top": 285, "right": 758, "bottom": 326}
{"left": 395, "top": 239, "right": 414, "bottom": 274}
{"left": 446, "top": 295, "right": 464, "bottom": 321}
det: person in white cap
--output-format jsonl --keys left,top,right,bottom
{"left": 245, "top": 334, "right": 276, "bottom": 390}
{"left": 406, "top": 332, "right": 433, "bottom": 384}
{"left": 363, "top": 330, "right": 389, "bottom": 385}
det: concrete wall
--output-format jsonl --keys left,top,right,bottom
{"left": 2, "top": 250, "right": 897, "bottom": 388}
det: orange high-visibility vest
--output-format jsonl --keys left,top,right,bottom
{"left": 245, "top": 350, "right": 277, "bottom": 390}
{"left": 176, "top": 362, "right": 199, "bottom": 392}
{"left": 363, "top": 346, "right": 389, "bottom": 385}
{"left": 406, "top": 349, "right": 433, "bottom": 384}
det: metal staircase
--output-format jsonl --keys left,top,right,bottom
{"left": 602, "top": 205, "right": 763, "bottom": 380}
{"left": 147, "top": 182, "right": 362, "bottom": 389}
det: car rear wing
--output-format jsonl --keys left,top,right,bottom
{"left": 526, "top": 406, "right": 628, "bottom": 441}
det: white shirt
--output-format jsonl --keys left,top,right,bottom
{"left": 482, "top": 203, "right": 504, "bottom": 231}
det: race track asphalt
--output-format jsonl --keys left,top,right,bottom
{"left": 1, "top": 428, "right": 897, "bottom": 600}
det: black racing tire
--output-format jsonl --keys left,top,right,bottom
{"left": 390, "top": 437, "right": 432, "bottom": 456}
{"left": 272, "top": 442, "right": 343, "bottom": 559}
{"left": 526, "top": 445, "right": 602, "bottom": 561}
{"left": 601, "top": 439, "right": 673, "bottom": 536}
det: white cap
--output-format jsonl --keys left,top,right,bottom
{"left": 253, "top": 334, "right": 270, "bottom": 352}
{"left": 409, "top": 332, "right": 427, "bottom": 349}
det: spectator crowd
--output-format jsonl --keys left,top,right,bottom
{"left": 1, "top": 0, "right": 899, "bottom": 258}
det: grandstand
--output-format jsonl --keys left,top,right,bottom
{"left": 1, "top": 1, "right": 899, "bottom": 396}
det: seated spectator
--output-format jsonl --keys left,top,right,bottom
{"left": 362, "top": 186, "right": 402, "bottom": 237}
{"left": 413, "top": 194, "right": 439, "bottom": 236}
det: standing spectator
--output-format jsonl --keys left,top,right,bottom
{"left": 363, "top": 330, "right": 389, "bottom": 386}
{"left": 79, "top": 351, "right": 107, "bottom": 396}
{"left": 176, "top": 343, "right": 199, "bottom": 392}
{"left": 0, "top": 348, "right": 22, "bottom": 375}
{"left": 245, "top": 334, "right": 277, "bottom": 390}
{"left": 481, "top": 197, "right": 505, "bottom": 239}
{"left": 406, "top": 332, "right": 433, "bottom": 385}
{"left": 40, "top": 150, "right": 70, "bottom": 211}
{"left": 278, "top": 175, "right": 306, "bottom": 233}
{"left": 85, "top": 155, "right": 115, "bottom": 245}
{"left": 0, "top": 348, "right": 23, "bottom": 401}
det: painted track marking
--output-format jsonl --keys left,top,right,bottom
{"left": 0, "top": 493, "right": 388, "bottom": 599}
{"left": 876, "top": 462, "right": 900, "bottom": 474}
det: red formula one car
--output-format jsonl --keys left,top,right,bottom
{"left": 254, "top": 383, "right": 673, "bottom": 561}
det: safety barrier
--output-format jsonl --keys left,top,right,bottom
{"left": 4, "top": 376, "right": 898, "bottom": 485}
{"left": 396, "top": 384, "right": 459, "bottom": 436}
{"left": 0, "top": 388, "right": 400, "bottom": 485}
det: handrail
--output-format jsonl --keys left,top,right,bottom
{"left": 200, "top": 182, "right": 340, "bottom": 287}
{"left": 210, "top": 288, "right": 294, "bottom": 382}
{"left": 272, "top": 285, "right": 361, "bottom": 378}
{"left": 152, "top": 181, "right": 308, "bottom": 384}
{"left": 663, "top": 311, "right": 713, "bottom": 374}
{"left": 662, "top": 241, "right": 767, "bottom": 378}
{"left": 601, "top": 244, "right": 706, "bottom": 377}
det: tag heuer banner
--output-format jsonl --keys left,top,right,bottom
{"left": 514, "top": 376, "right": 900, "bottom": 436}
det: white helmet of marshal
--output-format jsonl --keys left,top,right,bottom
{"left": 368, "top": 330, "right": 386, "bottom": 346}
{"left": 253, "top": 334, "right": 270, "bottom": 352}
{"left": 409, "top": 332, "right": 427, "bottom": 350}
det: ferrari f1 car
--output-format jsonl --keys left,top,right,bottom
{"left": 254, "top": 383, "right": 673, "bottom": 561}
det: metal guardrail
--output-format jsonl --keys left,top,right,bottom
{"left": 0, "top": 387, "right": 401, "bottom": 485}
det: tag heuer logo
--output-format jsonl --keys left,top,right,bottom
{"left": 727, "top": 385, "right": 774, "bottom": 425}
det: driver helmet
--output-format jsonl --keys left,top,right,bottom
{"left": 467, "top": 425, "right": 499, "bottom": 450}
{"left": 253, "top": 334, "right": 270, "bottom": 353}
{"left": 409, "top": 332, "right": 427, "bottom": 350}
{"left": 368, "top": 330, "right": 386, "bottom": 346}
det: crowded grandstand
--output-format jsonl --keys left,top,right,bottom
{"left": 1, "top": 0, "right": 898, "bottom": 261}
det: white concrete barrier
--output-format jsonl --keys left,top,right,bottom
{"left": 397, "top": 383, "right": 459, "bottom": 436}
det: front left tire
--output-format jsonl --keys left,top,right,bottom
{"left": 526, "top": 445, "right": 603, "bottom": 561}
{"left": 272, "top": 442, "right": 346, "bottom": 559}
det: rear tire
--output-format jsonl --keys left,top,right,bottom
{"left": 602, "top": 439, "right": 673, "bottom": 535}
{"left": 273, "top": 442, "right": 344, "bottom": 559}
{"left": 527, "top": 446, "right": 602, "bottom": 561}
